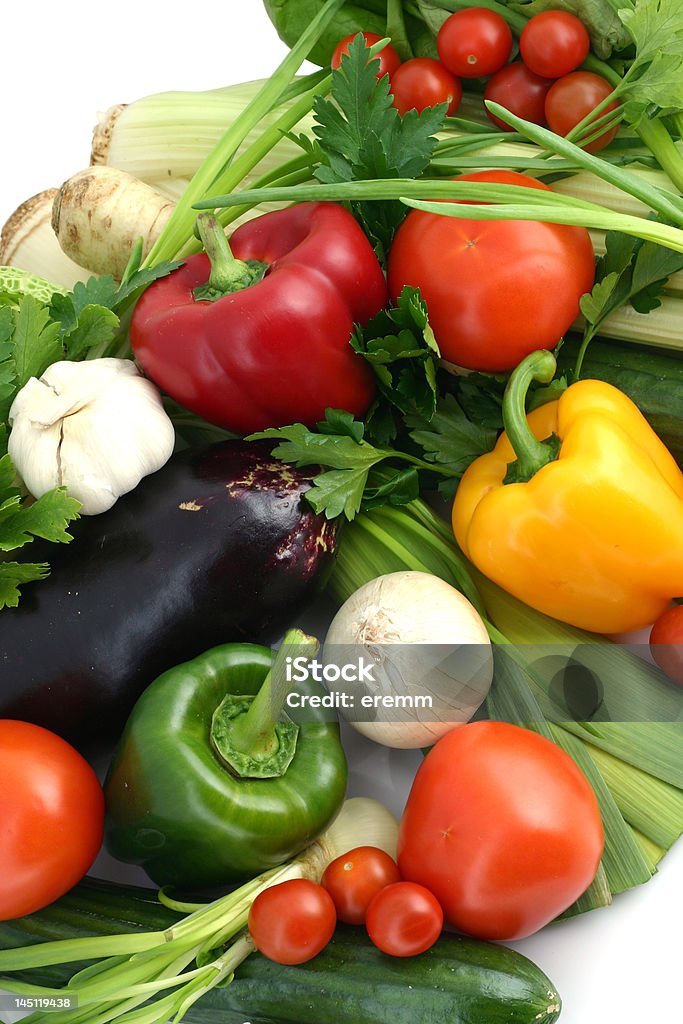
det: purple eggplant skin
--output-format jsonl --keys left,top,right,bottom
{"left": 0, "top": 441, "right": 338, "bottom": 753}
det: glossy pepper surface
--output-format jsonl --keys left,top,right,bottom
{"left": 130, "top": 202, "right": 386, "bottom": 434}
{"left": 104, "top": 636, "right": 348, "bottom": 889}
{"left": 453, "top": 350, "right": 683, "bottom": 634}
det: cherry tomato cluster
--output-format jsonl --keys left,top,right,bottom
{"left": 247, "top": 846, "right": 443, "bottom": 964}
{"left": 332, "top": 9, "right": 618, "bottom": 153}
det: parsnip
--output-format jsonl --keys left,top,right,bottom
{"left": 52, "top": 166, "right": 174, "bottom": 279}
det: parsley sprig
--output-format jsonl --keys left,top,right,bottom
{"left": 250, "top": 408, "right": 459, "bottom": 521}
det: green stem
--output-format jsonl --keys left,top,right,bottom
{"left": 144, "top": 0, "right": 345, "bottom": 265}
{"left": 501, "top": 350, "right": 559, "bottom": 482}
{"left": 396, "top": 450, "right": 459, "bottom": 476}
{"left": 195, "top": 214, "right": 254, "bottom": 294}
{"left": 229, "top": 628, "right": 316, "bottom": 756}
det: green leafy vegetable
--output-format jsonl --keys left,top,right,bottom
{"left": 313, "top": 32, "right": 446, "bottom": 255}
{"left": 406, "top": 393, "right": 498, "bottom": 497}
{"left": 351, "top": 286, "right": 441, "bottom": 438}
{"left": 0, "top": 454, "right": 80, "bottom": 609}
{"left": 250, "top": 408, "right": 458, "bottom": 520}
{"left": 576, "top": 227, "right": 683, "bottom": 375}
{"left": 11, "top": 298, "right": 62, "bottom": 392}
{"left": 617, "top": 0, "right": 683, "bottom": 117}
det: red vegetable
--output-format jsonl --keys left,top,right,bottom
{"left": 365, "top": 881, "right": 443, "bottom": 957}
{"left": 131, "top": 203, "right": 386, "bottom": 434}
{"left": 248, "top": 879, "right": 337, "bottom": 965}
{"left": 545, "top": 71, "right": 619, "bottom": 153}
{"left": 484, "top": 61, "right": 553, "bottom": 131}
{"left": 397, "top": 721, "right": 604, "bottom": 940}
{"left": 0, "top": 720, "right": 105, "bottom": 921}
{"left": 437, "top": 8, "right": 512, "bottom": 79}
{"left": 389, "top": 58, "right": 462, "bottom": 116}
{"left": 322, "top": 846, "right": 401, "bottom": 925}
{"left": 650, "top": 604, "right": 683, "bottom": 686}
{"left": 520, "top": 11, "right": 591, "bottom": 79}
{"left": 331, "top": 31, "right": 401, "bottom": 80}
{"left": 387, "top": 169, "right": 595, "bottom": 372}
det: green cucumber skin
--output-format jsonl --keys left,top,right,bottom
{"left": 558, "top": 337, "right": 683, "bottom": 457}
{"left": 0, "top": 878, "right": 561, "bottom": 1024}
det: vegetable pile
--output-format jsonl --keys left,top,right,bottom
{"left": 0, "top": 1, "right": 682, "bottom": 1022}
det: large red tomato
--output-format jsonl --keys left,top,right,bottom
{"left": 397, "top": 720, "right": 604, "bottom": 940}
{"left": 0, "top": 720, "right": 105, "bottom": 920}
{"left": 387, "top": 170, "right": 595, "bottom": 372}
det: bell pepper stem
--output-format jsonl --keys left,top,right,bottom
{"left": 210, "top": 629, "right": 319, "bottom": 779}
{"left": 502, "top": 350, "right": 560, "bottom": 483}
{"left": 233, "top": 629, "right": 316, "bottom": 753}
{"left": 194, "top": 214, "right": 268, "bottom": 300}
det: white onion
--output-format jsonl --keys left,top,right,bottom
{"left": 323, "top": 571, "right": 493, "bottom": 749}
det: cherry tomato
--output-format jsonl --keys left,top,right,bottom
{"left": 437, "top": 8, "right": 513, "bottom": 79}
{"left": 484, "top": 61, "right": 553, "bottom": 131}
{"left": 650, "top": 604, "right": 683, "bottom": 686}
{"left": 322, "top": 846, "right": 401, "bottom": 925}
{"left": 248, "top": 879, "right": 336, "bottom": 965}
{"left": 0, "top": 720, "right": 105, "bottom": 921}
{"left": 331, "top": 31, "right": 401, "bottom": 80}
{"left": 397, "top": 721, "right": 604, "bottom": 940}
{"left": 366, "top": 882, "right": 443, "bottom": 957}
{"left": 387, "top": 169, "right": 595, "bottom": 372}
{"left": 545, "top": 71, "right": 619, "bottom": 153}
{"left": 520, "top": 11, "right": 591, "bottom": 79}
{"left": 389, "top": 58, "right": 462, "bottom": 116}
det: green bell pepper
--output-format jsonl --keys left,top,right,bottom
{"left": 104, "top": 630, "right": 348, "bottom": 889}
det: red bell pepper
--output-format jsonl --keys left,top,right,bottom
{"left": 130, "top": 202, "right": 387, "bottom": 434}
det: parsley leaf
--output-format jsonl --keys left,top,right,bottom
{"left": 49, "top": 259, "right": 182, "bottom": 360}
{"left": 12, "top": 297, "right": 62, "bottom": 390}
{"left": 250, "top": 408, "right": 458, "bottom": 521}
{"left": 313, "top": 33, "right": 446, "bottom": 257}
{"left": 351, "top": 286, "right": 441, "bottom": 438}
{"left": 250, "top": 417, "right": 387, "bottom": 520}
{"left": 578, "top": 227, "right": 683, "bottom": 368}
{"left": 0, "top": 562, "right": 51, "bottom": 610}
{"left": 406, "top": 393, "right": 497, "bottom": 480}
{"left": 0, "top": 453, "right": 81, "bottom": 608}
{"left": 618, "top": 0, "right": 683, "bottom": 118}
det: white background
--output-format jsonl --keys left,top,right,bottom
{"left": 2, "top": 3, "right": 682, "bottom": 1023}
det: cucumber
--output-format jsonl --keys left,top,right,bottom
{"left": 558, "top": 336, "right": 683, "bottom": 459}
{"left": 0, "top": 878, "right": 561, "bottom": 1024}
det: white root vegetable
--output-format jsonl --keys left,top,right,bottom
{"left": 52, "top": 166, "right": 174, "bottom": 279}
{"left": 323, "top": 571, "right": 493, "bottom": 749}
{"left": 9, "top": 358, "right": 175, "bottom": 515}
{"left": 0, "top": 190, "right": 91, "bottom": 289}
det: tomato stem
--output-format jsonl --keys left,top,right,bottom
{"left": 501, "top": 350, "right": 561, "bottom": 484}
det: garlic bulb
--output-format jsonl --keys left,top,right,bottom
{"left": 323, "top": 571, "right": 493, "bottom": 749}
{"left": 9, "top": 358, "right": 175, "bottom": 514}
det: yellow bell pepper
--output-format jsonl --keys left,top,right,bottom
{"left": 452, "top": 350, "right": 683, "bottom": 634}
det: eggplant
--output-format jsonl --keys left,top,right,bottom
{"left": 0, "top": 441, "right": 338, "bottom": 751}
